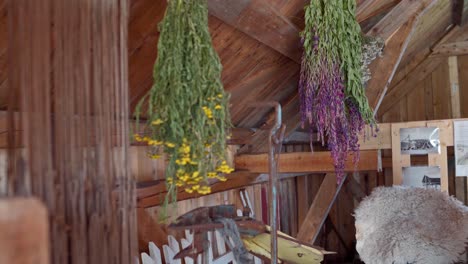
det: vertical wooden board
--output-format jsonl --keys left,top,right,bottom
{"left": 424, "top": 74, "right": 435, "bottom": 120}
{"left": 455, "top": 177, "right": 468, "bottom": 205}
{"left": 296, "top": 175, "right": 309, "bottom": 230}
{"left": 406, "top": 82, "right": 426, "bottom": 121}
{"left": 458, "top": 55, "right": 468, "bottom": 118}
{"left": 391, "top": 124, "right": 410, "bottom": 185}
{"left": 380, "top": 102, "right": 401, "bottom": 123}
{"left": 448, "top": 56, "right": 461, "bottom": 118}
{"left": 431, "top": 61, "right": 452, "bottom": 119}
{"left": 130, "top": 146, "right": 166, "bottom": 182}
{"left": 399, "top": 97, "right": 408, "bottom": 122}
{"left": 288, "top": 178, "right": 298, "bottom": 237}
{"left": 253, "top": 184, "right": 263, "bottom": 221}
{"left": 448, "top": 155, "right": 456, "bottom": 196}
{"left": 279, "top": 179, "right": 289, "bottom": 234}
{"left": 427, "top": 120, "right": 450, "bottom": 192}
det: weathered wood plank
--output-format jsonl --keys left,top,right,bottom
{"left": 432, "top": 60, "right": 452, "bottom": 119}
{"left": 296, "top": 173, "right": 346, "bottom": 244}
{"left": 449, "top": 56, "right": 461, "bottom": 118}
{"left": 424, "top": 74, "right": 435, "bottom": 120}
{"left": 459, "top": 55, "right": 468, "bottom": 118}
{"left": 406, "top": 82, "right": 426, "bottom": 121}
{"left": 356, "top": 0, "right": 400, "bottom": 23}
{"left": 366, "top": 16, "right": 416, "bottom": 112}
{"left": 431, "top": 41, "right": 468, "bottom": 57}
{"left": 378, "top": 57, "right": 444, "bottom": 115}
{"left": 367, "top": 0, "right": 435, "bottom": 41}
{"left": 208, "top": 0, "right": 302, "bottom": 63}
{"left": 235, "top": 151, "right": 379, "bottom": 173}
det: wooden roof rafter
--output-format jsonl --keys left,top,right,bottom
{"left": 379, "top": 24, "right": 468, "bottom": 115}
{"left": 365, "top": 0, "right": 437, "bottom": 112}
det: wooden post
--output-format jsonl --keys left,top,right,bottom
{"left": 448, "top": 56, "right": 461, "bottom": 118}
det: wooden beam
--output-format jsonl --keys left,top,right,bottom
{"left": 207, "top": 0, "right": 302, "bottom": 63}
{"left": 296, "top": 173, "right": 346, "bottom": 244}
{"left": 0, "top": 112, "right": 262, "bottom": 147}
{"left": 235, "top": 150, "right": 379, "bottom": 173}
{"left": 367, "top": 0, "right": 435, "bottom": 41}
{"left": 431, "top": 41, "right": 468, "bottom": 57}
{"left": 365, "top": 17, "right": 416, "bottom": 111}
{"left": 136, "top": 171, "right": 306, "bottom": 208}
{"left": 365, "top": 0, "right": 436, "bottom": 112}
{"left": 356, "top": 0, "right": 401, "bottom": 24}
{"left": 379, "top": 24, "right": 468, "bottom": 116}
{"left": 238, "top": 93, "right": 300, "bottom": 154}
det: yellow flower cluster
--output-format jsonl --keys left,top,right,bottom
{"left": 202, "top": 106, "right": 213, "bottom": 119}
{"left": 133, "top": 134, "right": 164, "bottom": 146}
{"left": 216, "top": 160, "right": 234, "bottom": 174}
{"left": 175, "top": 142, "right": 197, "bottom": 166}
{"left": 207, "top": 171, "right": 227, "bottom": 182}
{"left": 151, "top": 119, "right": 164, "bottom": 125}
{"left": 185, "top": 185, "right": 211, "bottom": 195}
{"left": 175, "top": 168, "right": 212, "bottom": 194}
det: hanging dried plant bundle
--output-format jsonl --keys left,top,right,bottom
{"left": 299, "top": 0, "right": 377, "bottom": 183}
{"left": 361, "top": 35, "right": 385, "bottom": 86}
{"left": 134, "top": 0, "right": 233, "bottom": 212}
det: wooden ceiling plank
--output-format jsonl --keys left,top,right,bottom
{"left": 366, "top": 16, "right": 417, "bottom": 112}
{"left": 379, "top": 24, "right": 468, "bottom": 116}
{"left": 431, "top": 41, "right": 468, "bottom": 56}
{"left": 357, "top": 0, "right": 401, "bottom": 23}
{"left": 296, "top": 173, "right": 346, "bottom": 244}
{"left": 368, "top": 0, "right": 435, "bottom": 41}
{"left": 365, "top": 0, "right": 437, "bottom": 112}
{"left": 378, "top": 57, "right": 444, "bottom": 115}
{"left": 207, "top": 0, "right": 302, "bottom": 63}
{"left": 237, "top": 93, "right": 300, "bottom": 153}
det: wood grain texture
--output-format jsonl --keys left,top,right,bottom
{"left": 458, "top": 55, "right": 468, "bottom": 118}
{"left": 296, "top": 173, "right": 346, "bottom": 244}
{"left": 208, "top": 0, "right": 302, "bottom": 63}
{"left": 0, "top": 198, "right": 49, "bottom": 264}
{"left": 7, "top": 1, "right": 137, "bottom": 263}
{"left": 366, "top": 16, "right": 416, "bottom": 111}
{"left": 235, "top": 151, "right": 379, "bottom": 173}
{"left": 431, "top": 60, "right": 452, "bottom": 119}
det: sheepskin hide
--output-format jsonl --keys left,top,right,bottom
{"left": 354, "top": 186, "right": 468, "bottom": 264}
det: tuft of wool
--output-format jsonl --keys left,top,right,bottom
{"left": 355, "top": 186, "right": 468, "bottom": 264}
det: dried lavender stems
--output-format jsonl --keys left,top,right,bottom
{"left": 300, "top": 0, "right": 379, "bottom": 182}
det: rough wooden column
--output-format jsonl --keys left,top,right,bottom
{"left": 7, "top": 0, "right": 137, "bottom": 263}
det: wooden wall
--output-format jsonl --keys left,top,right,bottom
{"left": 379, "top": 55, "right": 468, "bottom": 122}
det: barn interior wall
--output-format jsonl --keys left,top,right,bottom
{"left": 380, "top": 55, "right": 468, "bottom": 122}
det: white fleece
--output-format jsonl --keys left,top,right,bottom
{"left": 354, "top": 186, "right": 468, "bottom": 264}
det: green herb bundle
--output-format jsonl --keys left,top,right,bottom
{"left": 134, "top": 0, "right": 233, "bottom": 210}
{"left": 299, "top": 0, "right": 377, "bottom": 183}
